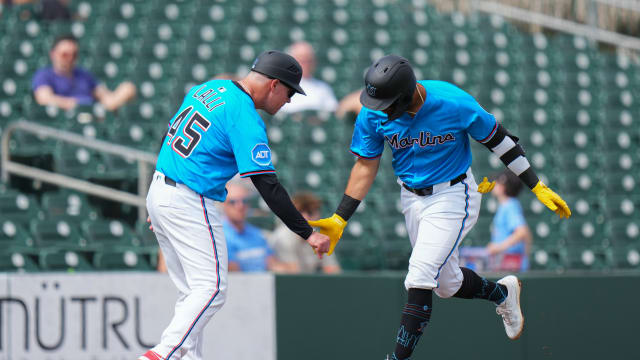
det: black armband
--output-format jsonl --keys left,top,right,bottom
{"left": 335, "top": 194, "right": 361, "bottom": 221}
{"left": 250, "top": 174, "right": 313, "bottom": 240}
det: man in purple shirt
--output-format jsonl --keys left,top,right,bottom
{"left": 32, "top": 34, "right": 136, "bottom": 111}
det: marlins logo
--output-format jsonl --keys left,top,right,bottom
{"left": 366, "top": 83, "right": 377, "bottom": 97}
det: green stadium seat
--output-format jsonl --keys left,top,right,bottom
{"left": 29, "top": 218, "right": 88, "bottom": 250}
{"left": 37, "top": 248, "right": 93, "bottom": 271}
{"left": 530, "top": 243, "right": 564, "bottom": 272}
{"left": 0, "top": 251, "right": 39, "bottom": 272}
{"left": 335, "top": 239, "right": 383, "bottom": 271}
{"left": 0, "top": 219, "right": 36, "bottom": 251}
{"left": 382, "top": 241, "right": 411, "bottom": 270}
{"left": 93, "top": 249, "right": 151, "bottom": 270}
{"left": 606, "top": 246, "right": 640, "bottom": 270}
{"left": 80, "top": 219, "right": 136, "bottom": 249}
{"left": 606, "top": 219, "right": 640, "bottom": 247}
{"left": 53, "top": 142, "right": 106, "bottom": 179}
{"left": 41, "top": 190, "right": 98, "bottom": 221}
{"left": 0, "top": 193, "right": 44, "bottom": 227}
{"left": 561, "top": 244, "right": 608, "bottom": 271}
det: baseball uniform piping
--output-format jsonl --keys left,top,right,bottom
{"left": 479, "top": 122, "right": 498, "bottom": 143}
{"left": 166, "top": 196, "right": 221, "bottom": 359}
{"left": 350, "top": 150, "right": 382, "bottom": 159}
{"left": 434, "top": 180, "right": 470, "bottom": 280}
{"left": 240, "top": 169, "right": 276, "bottom": 177}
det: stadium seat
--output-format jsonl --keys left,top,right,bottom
{"left": 93, "top": 249, "right": 151, "bottom": 270}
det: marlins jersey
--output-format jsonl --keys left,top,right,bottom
{"left": 351, "top": 80, "right": 498, "bottom": 188}
{"left": 156, "top": 79, "right": 275, "bottom": 201}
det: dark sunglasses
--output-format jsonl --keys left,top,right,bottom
{"left": 228, "top": 198, "right": 250, "bottom": 206}
{"left": 269, "top": 77, "right": 295, "bottom": 98}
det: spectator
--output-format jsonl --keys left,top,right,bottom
{"left": 336, "top": 88, "right": 363, "bottom": 120}
{"left": 223, "top": 180, "right": 284, "bottom": 272}
{"left": 280, "top": 41, "right": 338, "bottom": 114}
{"left": 268, "top": 192, "right": 341, "bottom": 274}
{"left": 32, "top": 34, "right": 136, "bottom": 111}
{"left": 486, "top": 170, "right": 533, "bottom": 272}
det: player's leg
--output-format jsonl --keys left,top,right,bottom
{"left": 434, "top": 181, "right": 523, "bottom": 339}
{"left": 390, "top": 182, "right": 475, "bottom": 359}
{"left": 145, "top": 178, "right": 228, "bottom": 359}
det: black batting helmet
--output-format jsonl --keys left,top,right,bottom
{"left": 359, "top": 55, "right": 416, "bottom": 121}
{"left": 251, "top": 50, "right": 306, "bottom": 95}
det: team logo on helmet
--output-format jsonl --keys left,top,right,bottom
{"left": 366, "top": 83, "right": 377, "bottom": 97}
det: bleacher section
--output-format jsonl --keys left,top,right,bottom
{"left": 0, "top": 0, "right": 638, "bottom": 272}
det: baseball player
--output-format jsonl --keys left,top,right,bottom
{"left": 140, "top": 50, "right": 330, "bottom": 360}
{"left": 309, "top": 55, "right": 571, "bottom": 360}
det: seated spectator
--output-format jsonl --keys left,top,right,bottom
{"left": 268, "top": 192, "right": 341, "bottom": 274}
{"left": 223, "top": 181, "right": 284, "bottom": 272}
{"left": 280, "top": 41, "right": 338, "bottom": 114}
{"left": 336, "top": 88, "right": 363, "bottom": 120}
{"left": 32, "top": 34, "right": 136, "bottom": 111}
{"left": 486, "top": 170, "right": 532, "bottom": 272}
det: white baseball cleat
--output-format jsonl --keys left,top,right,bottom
{"left": 496, "top": 275, "right": 524, "bottom": 340}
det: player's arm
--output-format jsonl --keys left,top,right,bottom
{"left": 478, "top": 123, "right": 571, "bottom": 218}
{"left": 308, "top": 157, "right": 381, "bottom": 255}
{"left": 249, "top": 174, "right": 330, "bottom": 255}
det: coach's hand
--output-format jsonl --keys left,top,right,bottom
{"left": 532, "top": 181, "right": 572, "bottom": 219}
{"left": 307, "top": 232, "right": 331, "bottom": 258}
{"left": 477, "top": 177, "right": 495, "bottom": 194}
{"left": 308, "top": 213, "right": 347, "bottom": 256}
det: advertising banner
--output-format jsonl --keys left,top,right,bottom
{"left": 0, "top": 272, "right": 275, "bottom": 360}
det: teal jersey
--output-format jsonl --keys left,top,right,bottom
{"left": 156, "top": 80, "right": 275, "bottom": 201}
{"left": 350, "top": 80, "right": 497, "bottom": 188}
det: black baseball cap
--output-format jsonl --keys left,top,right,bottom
{"left": 251, "top": 50, "right": 306, "bottom": 96}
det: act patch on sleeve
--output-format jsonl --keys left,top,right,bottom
{"left": 251, "top": 143, "right": 272, "bottom": 166}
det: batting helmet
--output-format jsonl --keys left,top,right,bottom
{"left": 359, "top": 55, "right": 416, "bottom": 121}
{"left": 251, "top": 50, "right": 306, "bottom": 95}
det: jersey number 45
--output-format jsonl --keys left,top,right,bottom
{"left": 166, "top": 106, "right": 211, "bottom": 158}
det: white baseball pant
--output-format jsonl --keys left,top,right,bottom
{"left": 401, "top": 168, "right": 481, "bottom": 297}
{"left": 146, "top": 171, "right": 228, "bottom": 360}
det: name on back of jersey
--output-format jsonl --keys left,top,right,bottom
{"left": 193, "top": 84, "right": 226, "bottom": 111}
{"left": 385, "top": 131, "right": 455, "bottom": 150}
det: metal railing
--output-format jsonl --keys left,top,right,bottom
{"left": 1, "top": 120, "right": 157, "bottom": 222}
{"left": 471, "top": 0, "right": 640, "bottom": 51}
{"left": 428, "top": 0, "right": 640, "bottom": 51}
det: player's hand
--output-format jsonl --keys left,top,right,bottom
{"left": 477, "top": 177, "right": 495, "bottom": 194}
{"left": 147, "top": 216, "right": 154, "bottom": 232}
{"left": 306, "top": 232, "right": 331, "bottom": 259}
{"left": 308, "top": 213, "right": 347, "bottom": 256}
{"left": 532, "top": 181, "right": 571, "bottom": 219}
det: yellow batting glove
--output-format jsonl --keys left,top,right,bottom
{"left": 477, "top": 177, "right": 496, "bottom": 194}
{"left": 532, "top": 181, "right": 572, "bottom": 219}
{"left": 308, "top": 213, "right": 347, "bottom": 256}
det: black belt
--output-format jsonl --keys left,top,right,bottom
{"left": 402, "top": 173, "right": 467, "bottom": 196}
{"left": 164, "top": 176, "right": 177, "bottom": 187}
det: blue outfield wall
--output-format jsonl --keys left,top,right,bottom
{"left": 275, "top": 272, "right": 640, "bottom": 360}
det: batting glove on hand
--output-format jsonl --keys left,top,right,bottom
{"left": 532, "top": 181, "right": 572, "bottom": 219}
{"left": 477, "top": 177, "right": 496, "bottom": 194}
{"left": 308, "top": 213, "right": 347, "bottom": 256}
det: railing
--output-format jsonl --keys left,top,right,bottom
{"left": 428, "top": 0, "right": 640, "bottom": 51}
{"left": 0, "top": 120, "right": 157, "bottom": 222}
